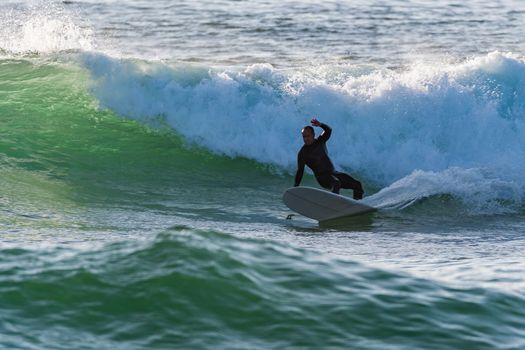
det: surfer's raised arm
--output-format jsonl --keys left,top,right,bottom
{"left": 312, "top": 119, "right": 331, "bottom": 143}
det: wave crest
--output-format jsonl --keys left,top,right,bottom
{"left": 82, "top": 52, "right": 525, "bottom": 185}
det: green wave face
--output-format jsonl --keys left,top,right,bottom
{"left": 0, "top": 58, "right": 287, "bottom": 221}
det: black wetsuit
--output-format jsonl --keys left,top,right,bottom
{"left": 294, "top": 123, "right": 364, "bottom": 200}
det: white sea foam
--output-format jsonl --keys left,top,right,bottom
{"left": 363, "top": 167, "right": 525, "bottom": 214}
{"left": 0, "top": 1, "right": 93, "bottom": 55}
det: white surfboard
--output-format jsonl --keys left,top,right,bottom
{"left": 282, "top": 186, "right": 376, "bottom": 222}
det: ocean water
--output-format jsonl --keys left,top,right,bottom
{"left": 1, "top": 0, "right": 525, "bottom": 349}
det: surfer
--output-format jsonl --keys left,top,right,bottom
{"left": 294, "top": 119, "right": 364, "bottom": 200}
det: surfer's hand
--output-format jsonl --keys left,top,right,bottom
{"left": 311, "top": 118, "right": 321, "bottom": 127}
